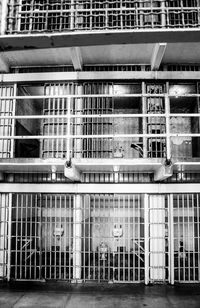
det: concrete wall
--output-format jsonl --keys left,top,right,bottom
{"left": 171, "top": 116, "right": 192, "bottom": 158}
{"left": 114, "top": 108, "right": 141, "bottom": 158}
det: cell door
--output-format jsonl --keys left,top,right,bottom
{"left": 10, "top": 194, "right": 42, "bottom": 280}
{"left": 147, "top": 195, "right": 169, "bottom": 283}
{"left": 83, "top": 83, "right": 114, "bottom": 158}
{"left": 81, "top": 194, "right": 145, "bottom": 283}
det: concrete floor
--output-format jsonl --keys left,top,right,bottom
{"left": 0, "top": 283, "right": 200, "bottom": 308}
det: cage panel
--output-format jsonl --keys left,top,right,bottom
{"left": 82, "top": 83, "right": 114, "bottom": 159}
{"left": 0, "top": 85, "right": 15, "bottom": 158}
{"left": 0, "top": 194, "right": 10, "bottom": 280}
{"left": 10, "top": 193, "right": 74, "bottom": 281}
{"left": 7, "top": 0, "right": 200, "bottom": 33}
{"left": 81, "top": 194, "right": 145, "bottom": 283}
{"left": 173, "top": 193, "right": 200, "bottom": 282}
{"left": 41, "top": 83, "right": 78, "bottom": 158}
{"left": 146, "top": 84, "right": 166, "bottom": 158}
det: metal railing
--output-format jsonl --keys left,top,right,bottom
{"left": 6, "top": 0, "right": 200, "bottom": 34}
{"left": 0, "top": 92, "right": 200, "bottom": 160}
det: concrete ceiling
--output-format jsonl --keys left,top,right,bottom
{"left": 1, "top": 42, "right": 200, "bottom": 68}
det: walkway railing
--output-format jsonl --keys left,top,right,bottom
{"left": 0, "top": 93, "right": 200, "bottom": 160}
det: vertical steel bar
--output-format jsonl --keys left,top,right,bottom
{"left": 15, "top": 194, "right": 18, "bottom": 279}
{"left": 192, "top": 194, "right": 195, "bottom": 281}
{"left": 187, "top": 194, "right": 191, "bottom": 282}
{"left": 49, "top": 195, "right": 52, "bottom": 279}
{"left": 7, "top": 193, "right": 12, "bottom": 281}
{"left": 127, "top": 194, "right": 130, "bottom": 282}
{"left": 54, "top": 195, "right": 56, "bottom": 279}
{"left": 10, "top": 84, "right": 17, "bottom": 158}
{"left": 144, "top": 193, "right": 149, "bottom": 285}
{"left": 132, "top": 194, "right": 135, "bottom": 282}
{"left": 59, "top": 195, "right": 62, "bottom": 279}
{"left": 20, "top": 194, "right": 24, "bottom": 279}
{"left": 138, "top": 194, "right": 141, "bottom": 282}
{"left": 34, "top": 194, "right": 37, "bottom": 280}
{"left": 30, "top": 194, "right": 33, "bottom": 279}
{"left": 197, "top": 194, "right": 200, "bottom": 281}
{"left": 67, "top": 97, "right": 71, "bottom": 162}
{"left": 169, "top": 194, "right": 174, "bottom": 284}
{"left": 177, "top": 194, "right": 180, "bottom": 282}
{"left": 182, "top": 194, "right": 185, "bottom": 282}
{"left": 142, "top": 82, "right": 147, "bottom": 158}
{"left": 25, "top": 194, "right": 28, "bottom": 279}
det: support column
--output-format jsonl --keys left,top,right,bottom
{"left": 1, "top": 0, "right": 8, "bottom": 35}
{"left": 73, "top": 194, "right": 82, "bottom": 281}
{"left": 75, "top": 85, "right": 83, "bottom": 158}
{"left": 142, "top": 82, "right": 147, "bottom": 158}
{"left": 70, "top": 0, "right": 75, "bottom": 30}
{"left": 161, "top": 0, "right": 166, "bottom": 27}
{"left": 10, "top": 83, "right": 17, "bottom": 159}
{"left": 149, "top": 195, "right": 166, "bottom": 281}
{"left": 0, "top": 194, "right": 9, "bottom": 279}
{"left": 169, "top": 194, "right": 174, "bottom": 284}
{"left": 144, "top": 194, "right": 149, "bottom": 285}
{"left": 165, "top": 93, "right": 171, "bottom": 160}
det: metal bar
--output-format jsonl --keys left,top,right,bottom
{"left": 191, "top": 193, "right": 195, "bottom": 281}
{"left": 3, "top": 113, "right": 197, "bottom": 119}
{"left": 15, "top": 194, "right": 18, "bottom": 279}
{"left": 197, "top": 194, "right": 200, "bottom": 281}
{"left": 144, "top": 193, "right": 149, "bottom": 285}
{"left": 2, "top": 93, "right": 200, "bottom": 100}
{"left": 2, "top": 133, "right": 200, "bottom": 140}
{"left": 2, "top": 183, "right": 200, "bottom": 195}
{"left": 67, "top": 97, "right": 71, "bottom": 162}
{"left": 169, "top": 193, "right": 174, "bottom": 284}
{"left": 165, "top": 94, "right": 171, "bottom": 160}
{"left": 7, "top": 194, "right": 12, "bottom": 281}
{"left": 4, "top": 71, "right": 200, "bottom": 83}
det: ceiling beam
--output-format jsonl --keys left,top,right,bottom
{"left": 70, "top": 47, "right": 83, "bottom": 71}
{"left": 3, "top": 71, "right": 200, "bottom": 83}
{"left": 151, "top": 43, "right": 167, "bottom": 71}
{"left": 0, "top": 54, "right": 9, "bottom": 72}
{"left": 0, "top": 183, "right": 200, "bottom": 194}
{"left": 1, "top": 29, "right": 199, "bottom": 51}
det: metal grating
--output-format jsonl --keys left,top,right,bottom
{"left": 82, "top": 194, "right": 145, "bottom": 282}
{"left": 5, "top": 193, "right": 200, "bottom": 283}
{"left": 6, "top": 0, "right": 200, "bottom": 34}
{"left": 0, "top": 194, "right": 10, "bottom": 280}
{"left": 10, "top": 64, "right": 200, "bottom": 74}
{"left": 41, "top": 83, "right": 77, "bottom": 159}
{"left": 173, "top": 193, "right": 200, "bottom": 282}
{"left": 10, "top": 193, "right": 74, "bottom": 280}
{"left": 0, "top": 85, "right": 15, "bottom": 158}
{"left": 82, "top": 83, "right": 114, "bottom": 159}
{"left": 146, "top": 84, "right": 166, "bottom": 158}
